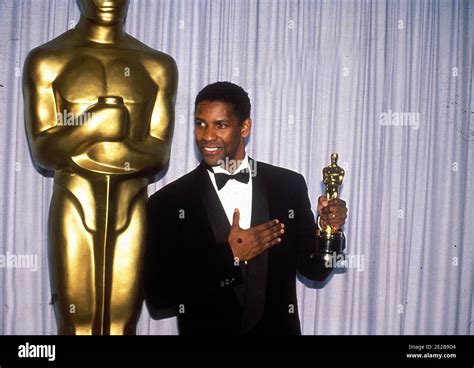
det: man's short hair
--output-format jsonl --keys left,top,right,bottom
{"left": 195, "top": 81, "right": 251, "bottom": 124}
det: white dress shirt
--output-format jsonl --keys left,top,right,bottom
{"left": 207, "top": 154, "right": 253, "bottom": 230}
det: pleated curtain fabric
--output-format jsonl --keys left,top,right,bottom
{"left": 0, "top": 0, "right": 472, "bottom": 335}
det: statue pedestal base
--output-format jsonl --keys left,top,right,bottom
{"left": 316, "top": 229, "right": 345, "bottom": 256}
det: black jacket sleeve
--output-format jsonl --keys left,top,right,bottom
{"left": 295, "top": 174, "right": 340, "bottom": 282}
{"left": 143, "top": 194, "right": 179, "bottom": 319}
{"left": 144, "top": 191, "right": 243, "bottom": 318}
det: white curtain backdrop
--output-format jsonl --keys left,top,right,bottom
{"left": 0, "top": 0, "right": 472, "bottom": 335}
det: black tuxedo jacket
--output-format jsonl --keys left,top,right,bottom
{"left": 144, "top": 159, "right": 335, "bottom": 335}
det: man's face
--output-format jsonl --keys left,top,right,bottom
{"left": 195, "top": 101, "right": 251, "bottom": 168}
{"left": 79, "top": 0, "right": 129, "bottom": 26}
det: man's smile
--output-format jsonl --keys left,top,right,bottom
{"left": 201, "top": 146, "right": 223, "bottom": 155}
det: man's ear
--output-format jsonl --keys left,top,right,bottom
{"left": 241, "top": 118, "right": 252, "bottom": 138}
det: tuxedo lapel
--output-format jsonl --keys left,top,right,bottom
{"left": 239, "top": 158, "right": 269, "bottom": 333}
{"left": 249, "top": 158, "right": 269, "bottom": 227}
{"left": 196, "top": 161, "right": 231, "bottom": 246}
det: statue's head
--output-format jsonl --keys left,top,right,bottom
{"left": 79, "top": 0, "right": 130, "bottom": 26}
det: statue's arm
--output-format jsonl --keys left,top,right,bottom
{"left": 121, "top": 54, "right": 178, "bottom": 175}
{"left": 23, "top": 50, "right": 125, "bottom": 171}
{"left": 23, "top": 49, "right": 76, "bottom": 170}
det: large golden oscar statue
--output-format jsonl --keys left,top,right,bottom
{"left": 22, "top": 0, "right": 177, "bottom": 335}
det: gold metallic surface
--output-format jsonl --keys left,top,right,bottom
{"left": 322, "top": 153, "right": 345, "bottom": 237}
{"left": 23, "top": 0, "right": 177, "bottom": 335}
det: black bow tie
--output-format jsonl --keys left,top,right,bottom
{"left": 213, "top": 169, "right": 250, "bottom": 190}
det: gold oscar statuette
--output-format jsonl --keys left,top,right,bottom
{"left": 23, "top": 0, "right": 178, "bottom": 335}
{"left": 317, "top": 153, "right": 346, "bottom": 258}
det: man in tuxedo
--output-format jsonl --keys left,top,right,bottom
{"left": 144, "top": 82, "right": 347, "bottom": 335}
